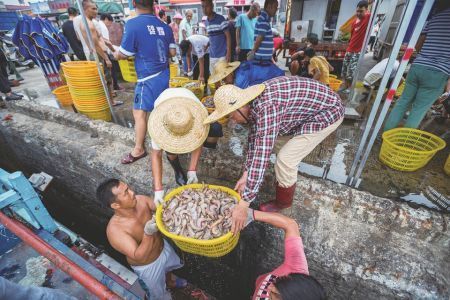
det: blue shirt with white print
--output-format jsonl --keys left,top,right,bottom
{"left": 205, "top": 13, "right": 229, "bottom": 58}
{"left": 120, "top": 14, "right": 175, "bottom": 79}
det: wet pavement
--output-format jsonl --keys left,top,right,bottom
{"left": 7, "top": 58, "right": 449, "bottom": 212}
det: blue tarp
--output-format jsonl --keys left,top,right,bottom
{"left": 235, "top": 60, "right": 285, "bottom": 89}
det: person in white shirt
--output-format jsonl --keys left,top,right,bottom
{"left": 179, "top": 34, "right": 210, "bottom": 84}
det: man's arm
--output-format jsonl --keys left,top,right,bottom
{"left": 308, "top": 63, "right": 320, "bottom": 81}
{"left": 236, "top": 26, "right": 241, "bottom": 54}
{"left": 252, "top": 35, "right": 264, "bottom": 53}
{"left": 198, "top": 56, "right": 205, "bottom": 82}
{"left": 415, "top": 33, "right": 426, "bottom": 53}
{"left": 82, "top": 20, "right": 110, "bottom": 65}
{"left": 107, "top": 226, "right": 156, "bottom": 263}
{"left": 151, "top": 149, "right": 163, "bottom": 192}
{"left": 186, "top": 46, "right": 192, "bottom": 73}
{"left": 224, "top": 29, "right": 231, "bottom": 62}
{"left": 138, "top": 195, "right": 157, "bottom": 212}
{"left": 326, "top": 61, "right": 334, "bottom": 72}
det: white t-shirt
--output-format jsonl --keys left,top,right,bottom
{"left": 364, "top": 58, "right": 400, "bottom": 85}
{"left": 73, "top": 16, "right": 102, "bottom": 59}
{"left": 151, "top": 88, "right": 200, "bottom": 150}
{"left": 187, "top": 34, "right": 209, "bottom": 58}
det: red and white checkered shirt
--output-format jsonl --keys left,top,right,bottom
{"left": 243, "top": 76, "right": 344, "bottom": 203}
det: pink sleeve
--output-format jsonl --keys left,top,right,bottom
{"left": 271, "top": 236, "right": 309, "bottom": 277}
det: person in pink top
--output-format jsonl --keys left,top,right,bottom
{"left": 247, "top": 209, "right": 326, "bottom": 300}
{"left": 169, "top": 13, "right": 183, "bottom": 43}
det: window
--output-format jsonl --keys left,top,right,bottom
{"left": 325, "top": 0, "right": 341, "bottom": 29}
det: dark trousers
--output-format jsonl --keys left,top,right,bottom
{"left": 238, "top": 49, "right": 251, "bottom": 62}
{"left": 0, "top": 53, "right": 11, "bottom": 94}
{"left": 368, "top": 36, "right": 376, "bottom": 51}
{"left": 192, "top": 54, "right": 210, "bottom": 84}
{"left": 108, "top": 54, "right": 120, "bottom": 90}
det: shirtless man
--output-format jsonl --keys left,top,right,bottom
{"left": 73, "top": 0, "right": 121, "bottom": 105}
{"left": 96, "top": 179, "right": 186, "bottom": 300}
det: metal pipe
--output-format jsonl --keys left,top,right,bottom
{"left": 352, "top": 0, "right": 435, "bottom": 184}
{"left": 75, "top": 0, "right": 118, "bottom": 123}
{"left": 0, "top": 211, "right": 121, "bottom": 300}
{"left": 346, "top": 0, "right": 419, "bottom": 186}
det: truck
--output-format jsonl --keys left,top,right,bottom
{"left": 0, "top": 11, "right": 20, "bottom": 32}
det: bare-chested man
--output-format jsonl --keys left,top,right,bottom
{"left": 96, "top": 179, "right": 186, "bottom": 300}
{"left": 73, "top": 0, "right": 122, "bottom": 105}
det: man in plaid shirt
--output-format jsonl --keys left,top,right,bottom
{"left": 204, "top": 76, "right": 344, "bottom": 233}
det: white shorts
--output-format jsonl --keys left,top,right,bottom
{"left": 131, "top": 240, "right": 183, "bottom": 300}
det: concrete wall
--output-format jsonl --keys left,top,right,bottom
{"left": 0, "top": 101, "right": 449, "bottom": 299}
{"left": 334, "top": 0, "right": 361, "bottom": 39}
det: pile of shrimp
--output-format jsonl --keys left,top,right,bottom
{"left": 161, "top": 186, "right": 237, "bottom": 240}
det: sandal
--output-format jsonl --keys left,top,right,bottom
{"left": 121, "top": 151, "right": 147, "bottom": 164}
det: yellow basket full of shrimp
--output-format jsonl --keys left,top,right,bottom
{"left": 155, "top": 184, "right": 240, "bottom": 258}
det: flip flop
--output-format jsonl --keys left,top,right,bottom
{"left": 121, "top": 151, "right": 147, "bottom": 164}
{"left": 113, "top": 100, "right": 124, "bottom": 107}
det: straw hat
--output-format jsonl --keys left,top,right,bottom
{"left": 208, "top": 61, "right": 240, "bottom": 84}
{"left": 148, "top": 97, "right": 210, "bottom": 154}
{"left": 203, "top": 84, "right": 265, "bottom": 124}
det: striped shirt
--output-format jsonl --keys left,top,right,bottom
{"left": 243, "top": 76, "right": 344, "bottom": 203}
{"left": 413, "top": 8, "right": 450, "bottom": 75}
{"left": 254, "top": 10, "right": 273, "bottom": 60}
{"left": 205, "top": 13, "right": 228, "bottom": 58}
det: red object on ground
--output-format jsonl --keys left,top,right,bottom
{"left": 2, "top": 114, "right": 13, "bottom": 121}
{"left": 0, "top": 211, "right": 121, "bottom": 300}
{"left": 347, "top": 13, "right": 371, "bottom": 53}
{"left": 273, "top": 37, "right": 283, "bottom": 50}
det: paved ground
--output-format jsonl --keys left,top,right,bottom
{"left": 7, "top": 60, "right": 449, "bottom": 211}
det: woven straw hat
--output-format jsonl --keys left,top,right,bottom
{"left": 208, "top": 61, "right": 240, "bottom": 84}
{"left": 203, "top": 84, "right": 265, "bottom": 124}
{"left": 148, "top": 97, "right": 210, "bottom": 154}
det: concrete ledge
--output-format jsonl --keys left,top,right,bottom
{"left": 1, "top": 102, "right": 448, "bottom": 299}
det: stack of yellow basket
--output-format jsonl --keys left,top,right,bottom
{"left": 61, "top": 61, "right": 111, "bottom": 121}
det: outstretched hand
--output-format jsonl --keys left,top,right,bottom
{"left": 231, "top": 200, "right": 250, "bottom": 234}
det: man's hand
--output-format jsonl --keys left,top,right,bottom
{"left": 198, "top": 76, "right": 205, "bottom": 84}
{"left": 234, "top": 171, "right": 248, "bottom": 196}
{"left": 231, "top": 200, "right": 250, "bottom": 234}
{"left": 144, "top": 217, "right": 158, "bottom": 235}
{"left": 247, "top": 50, "right": 255, "bottom": 61}
{"left": 154, "top": 190, "right": 164, "bottom": 207}
{"left": 186, "top": 171, "right": 198, "bottom": 184}
{"left": 113, "top": 50, "right": 120, "bottom": 61}
{"left": 105, "top": 58, "right": 112, "bottom": 69}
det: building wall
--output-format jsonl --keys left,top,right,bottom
{"left": 333, "top": 0, "right": 360, "bottom": 39}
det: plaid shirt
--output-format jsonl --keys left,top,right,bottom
{"left": 243, "top": 76, "right": 344, "bottom": 203}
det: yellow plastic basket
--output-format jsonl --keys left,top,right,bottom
{"left": 52, "top": 85, "right": 73, "bottom": 106}
{"left": 118, "top": 58, "right": 137, "bottom": 82}
{"left": 79, "top": 108, "right": 112, "bottom": 122}
{"left": 329, "top": 78, "right": 342, "bottom": 92}
{"left": 183, "top": 80, "right": 205, "bottom": 99}
{"left": 380, "top": 128, "right": 446, "bottom": 171}
{"left": 169, "top": 76, "right": 189, "bottom": 88}
{"left": 170, "top": 63, "right": 179, "bottom": 78}
{"left": 156, "top": 184, "right": 240, "bottom": 258}
{"left": 444, "top": 154, "right": 450, "bottom": 176}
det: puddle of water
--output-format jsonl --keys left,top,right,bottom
{"left": 400, "top": 193, "right": 440, "bottom": 210}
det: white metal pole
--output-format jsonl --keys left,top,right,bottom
{"left": 346, "top": 0, "right": 419, "bottom": 186}
{"left": 352, "top": 0, "right": 435, "bottom": 185}
{"left": 75, "top": 0, "right": 118, "bottom": 123}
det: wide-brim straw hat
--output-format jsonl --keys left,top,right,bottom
{"left": 203, "top": 84, "right": 265, "bottom": 124}
{"left": 148, "top": 97, "right": 210, "bottom": 154}
{"left": 208, "top": 61, "right": 240, "bottom": 84}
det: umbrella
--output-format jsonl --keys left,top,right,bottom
{"left": 12, "top": 15, "right": 68, "bottom": 90}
